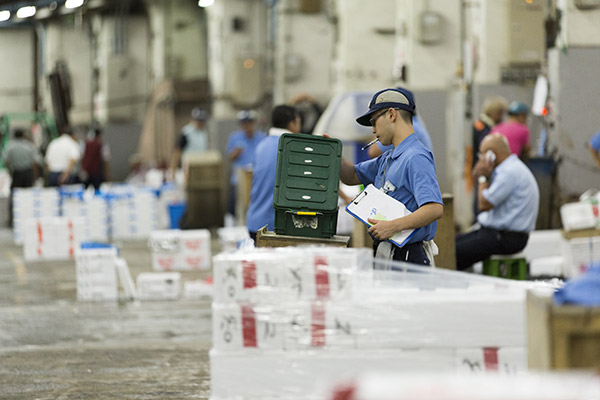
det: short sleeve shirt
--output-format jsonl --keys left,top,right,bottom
{"left": 226, "top": 130, "right": 267, "bottom": 185}
{"left": 590, "top": 131, "right": 600, "bottom": 152}
{"left": 354, "top": 134, "right": 443, "bottom": 243}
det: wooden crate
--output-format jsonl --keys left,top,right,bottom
{"left": 255, "top": 226, "right": 349, "bottom": 248}
{"left": 434, "top": 193, "right": 456, "bottom": 270}
{"left": 527, "top": 290, "right": 600, "bottom": 370}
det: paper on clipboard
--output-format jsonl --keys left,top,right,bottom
{"left": 345, "top": 184, "right": 415, "bottom": 247}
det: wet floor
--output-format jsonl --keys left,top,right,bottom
{"left": 0, "top": 228, "right": 214, "bottom": 399}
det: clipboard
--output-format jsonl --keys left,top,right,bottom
{"left": 345, "top": 184, "right": 416, "bottom": 247}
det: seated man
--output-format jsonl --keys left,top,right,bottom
{"left": 455, "top": 133, "right": 539, "bottom": 270}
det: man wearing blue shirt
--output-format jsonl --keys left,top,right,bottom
{"left": 226, "top": 110, "right": 266, "bottom": 217}
{"left": 246, "top": 105, "right": 301, "bottom": 241}
{"left": 455, "top": 133, "right": 540, "bottom": 269}
{"left": 339, "top": 87, "right": 444, "bottom": 265}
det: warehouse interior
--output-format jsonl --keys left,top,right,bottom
{"left": 0, "top": 0, "right": 600, "bottom": 399}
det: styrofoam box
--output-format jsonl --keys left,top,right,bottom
{"left": 212, "top": 292, "right": 525, "bottom": 352}
{"left": 62, "top": 196, "right": 109, "bottom": 242}
{"left": 209, "top": 348, "right": 457, "bottom": 400}
{"left": 76, "top": 246, "right": 118, "bottom": 302}
{"left": 560, "top": 202, "right": 596, "bottom": 231}
{"left": 137, "top": 272, "right": 181, "bottom": 300}
{"left": 12, "top": 188, "right": 60, "bottom": 244}
{"left": 217, "top": 226, "right": 250, "bottom": 253}
{"left": 149, "top": 229, "right": 211, "bottom": 271}
{"left": 23, "top": 217, "right": 86, "bottom": 261}
{"left": 561, "top": 236, "right": 600, "bottom": 278}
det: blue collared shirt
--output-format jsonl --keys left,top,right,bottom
{"left": 478, "top": 154, "right": 539, "bottom": 232}
{"left": 354, "top": 134, "right": 443, "bottom": 243}
{"left": 226, "top": 130, "right": 267, "bottom": 185}
{"left": 246, "top": 128, "right": 290, "bottom": 233}
{"left": 376, "top": 114, "right": 433, "bottom": 154}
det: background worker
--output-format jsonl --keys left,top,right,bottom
{"left": 170, "top": 107, "right": 209, "bottom": 178}
{"left": 81, "top": 126, "right": 111, "bottom": 191}
{"left": 338, "top": 87, "right": 443, "bottom": 265}
{"left": 587, "top": 130, "right": 600, "bottom": 169}
{"left": 455, "top": 133, "right": 539, "bottom": 270}
{"left": 45, "top": 126, "right": 80, "bottom": 187}
{"left": 490, "top": 101, "right": 531, "bottom": 159}
{"left": 226, "top": 110, "right": 266, "bottom": 218}
{"left": 246, "top": 105, "right": 301, "bottom": 242}
{"left": 2, "top": 128, "right": 40, "bottom": 227}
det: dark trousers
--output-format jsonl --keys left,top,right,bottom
{"left": 9, "top": 169, "right": 34, "bottom": 227}
{"left": 48, "top": 172, "right": 75, "bottom": 187}
{"left": 374, "top": 240, "right": 430, "bottom": 266}
{"left": 455, "top": 226, "right": 529, "bottom": 270}
{"left": 84, "top": 174, "right": 103, "bottom": 192}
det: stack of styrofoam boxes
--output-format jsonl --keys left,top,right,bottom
{"left": 217, "top": 226, "right": 250, "bottom": 253}
{"left": 12, "top": 188, "right": 60, "bottom": 244}
{"left": 210, "top": 250, "right": 532, "bottom": 399}
{"left": 149, "top": 229, "right": 211, "bottom": 271}
{"left": 107, "top": 186, "right": 158, "bottom": 240}
{"left": 75, "top": 244, "right": 119, "bottom": 301}
{"left": 61, "top": 188, "right": 110, "bottom": 242}
{"left": 23, "top": 217, "right": 86, "bottom": 261}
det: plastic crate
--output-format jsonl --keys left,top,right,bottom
{"left": 273, "top": 134, "right": 342, "bottom": 237}
{"left": 273, "top": 208, "right": 338, "bottom": 238}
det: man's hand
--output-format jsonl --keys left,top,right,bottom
{"left": 229, "top": 147, "right": 244, "bottom": 161}
{"left": 367, "top": 218, "right": 398, "bottom": 240}
{"left": 472, "top": 157, "right": 494, "bottom": 179}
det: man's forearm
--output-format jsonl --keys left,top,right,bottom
{"left": 340, "top": 157, "right": 360, "bottom": 185}
{"left": 391, "top": 202, "right": 443, "bottom": 232}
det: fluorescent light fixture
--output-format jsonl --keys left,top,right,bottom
{"left": 16, "top": 6, "right": 36, "bottom": 18}
{"left": 0, "top": 10, "right": 10, "bottom": 21}
{"left": 65, "top": 0, "right": 84, "bottom": 9}
{"left": 198, "top": 0, "right": 214, "bottom": 7}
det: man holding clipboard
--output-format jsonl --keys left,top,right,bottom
{"left": 338, "top": 88, "right": 443, "bottom": 265}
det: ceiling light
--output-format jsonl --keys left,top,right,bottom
{"left": 65, "top": 0, "right": 84, "bottom": 9}
{"left": 0, "top": 10, "right": 10, "bottom": 21}
{"left": 16, "top": 6, "right": 36, "bottom": 18}
{"left": 198, "top": 0, "right": 214, "bottom": 7}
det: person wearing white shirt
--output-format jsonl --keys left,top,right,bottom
{"left": 45, "top": 127, "right": 81, "bottom": 187}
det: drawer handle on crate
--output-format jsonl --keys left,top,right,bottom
{"left": 304, "top": 159, "right": 312, "bottom": 163}
{"left": 303, "top": 171, "right": 312, "bottom": 175}
{"left": 302, "top": 195, "right": 312, "bottom": 200}
{"left": 304, "top": 147, "right": 314, "bottom": 152}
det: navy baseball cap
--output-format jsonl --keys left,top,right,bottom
{"left": 356, "top": 87, "right": 416, "bottom": 126}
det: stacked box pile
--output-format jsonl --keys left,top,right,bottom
{"left": 61, "top": 187, "right": 110, "bottom": 242}
{"left": 148, "top": 229, "right": 211, "bottom": 271}
{"left": 106, "top": 186, "right": 158, "bottom": 240}
{"left": 12, "top": 188, "right": 60, "bottom": 244}
{"left": 23, "top": 217, "right": 85, "bottom": 261}
{"left": 156, "top": 183, "right": 185, "bottom": 229}
{"left": 76, "top": 244, "right": 119, "bottom": 302}
{"left": 210, "top": 249, "right": 532, "bottom": 400}
{"left": 217, "top": 226, "right": 250, "bottom": 252}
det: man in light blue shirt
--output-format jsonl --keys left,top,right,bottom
{"left": 587, "top": 130, "right": 600, "bottom": 169}
{"left": 246, "top": 105, "right": 301, "bottom": 241}
{"left": 339, "top": 87, "right": 444, "bottom": 265}
{"left": 226, "top": 110, "right": 266, "bottom": 217}
{"left": 455, "top": 133, "right": 540, "bottom": 269}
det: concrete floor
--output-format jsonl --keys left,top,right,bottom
{"left": 0, "top": 227, "right": 214, "bottom": 399}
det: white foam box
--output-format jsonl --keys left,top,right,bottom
{"left": 560, "top": 236, "right": 600, "bottom": 278}
{"left": 560, "top": 202, "right": 596, "bottom": 231}
{"left": 137, "top": 272, "right": 181, "bottom": 300}
{"left": 12, "top": 188, "right": 60, "bottom": 244}
{"left": 109, "top": 188, "right": 158, "bottom": 240}
{"left": 179, "top": 229, "right": 211, "bottom": 270}
{"left": 217, "top": 226, "right": 250, "bottom": 252}
{"left": 62, "top": 196, "right": 109, "bottom": 242}
{"left": 23, "top": 217, "right": 86, "bottom": 261}
{"left": 209, "top": 348, "right": 456, "bottom": 400}
{"left": 149, "top": 229, "right": 211, "bottom": 271}
{"left": 76, "top": 246, "right": 119, "bottom": 302}
{"left": 212, "top": 249, "right": 366, "bottom": 304}
{"left": 184, "top": 280, "right": 213, "bottom": 300}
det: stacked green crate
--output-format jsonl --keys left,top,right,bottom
{"left": 273, "top": 134, "right": 342, "bottom": 238}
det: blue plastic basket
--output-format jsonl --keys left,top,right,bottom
{"left": 168, "top": 202, "right": 187, "bottom": 229}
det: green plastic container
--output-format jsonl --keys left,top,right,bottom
{"left": 273, "top": 133, "right": 342, "bottom": 238}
